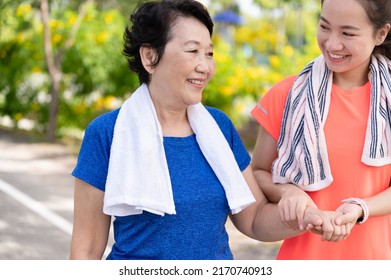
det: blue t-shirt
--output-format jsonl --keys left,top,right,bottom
{"left": 72, "top": 106, "right": 251, "bottom": 260}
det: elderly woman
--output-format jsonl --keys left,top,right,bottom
{"left": 69, "top": 0, "right": 324, "bottom": 260}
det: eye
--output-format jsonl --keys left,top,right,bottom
{"left": 320, "top": 24, "right": 330, "bottom": 31}
{"left": 343, "top": 32, "right": 355, "bottom": 37}
{"left": 187, "top": 49, "right": 198, "bottom": 53}
{"left": 207, "top": 51, "right": 214, "bottom": 58}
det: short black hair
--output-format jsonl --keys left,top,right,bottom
{"left": 123, "top": 0, "right": 214, "bottom": 84}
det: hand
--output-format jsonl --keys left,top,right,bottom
{"left": 333, "top": 203, "right": 362, "bottom": 234}
{"left": 304, "top": 208, "right": 351, "bottom": 242}
{"left": 303, "top": 206, "right": 323, "bottom": 233}
{"left": 278, "top": 184, "right": 318, "bottom": 230}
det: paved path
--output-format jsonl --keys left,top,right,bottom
{"left": 0, "top": 128, "right": 280, "bottom": 260}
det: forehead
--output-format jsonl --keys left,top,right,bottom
{"left": 169, "top": 16, "right": 212, "bottom": 44}
{"left": 321, "top": 0, "right": 371, "bottom": 27}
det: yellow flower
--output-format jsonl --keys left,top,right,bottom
{"left": 235, "top": 26, "right": 251, "bottom": 43}
{"left": 32, "top": 67, "right": 41, "bottom": 73}
{"left": 103, "top": 96, "right": 116, "bottom": 109}
{"left": 221, "top": 86, "right": 234, "bottom": 97}
{"left": 269, "top": 55, "right": 280, "bottom": 68}
{"left": 95, "top": 32, "right": 109, "bottom": 44}
{"left": 17, "top": 33, "right": 25, "bottom": 43}
{"left": 36, "top": 25, "right": 43, "bottom": 34}
{"left": 68, "top": 15, "right": 77, "bottom": 26}
{"left": 74, "top": 104, "right": 87, "bottom": 114}
{"left": 16, "top": 3, "right": 32, "bottom": 17}
{"left": 104, "top": 13, "right": 113, "bottom": 24}
{"left": 234, "top": 101, "right": 245, "bottom": 114}
{"left": 50, "top": 19, "right": 59, "bottom": 29}
{"left": 283, "top": 45, "right": 294, "bottom": 57}
{"left": 247, "top": 67, "right": 261, "bottom": 80}
{"left": 229, "top": 73, "right": 243, "bottom": 89}
{"left": 15, "top": 113, "right": 23, "bottom": 121}
{"left": 53, "top": 34, "right": 62, "bottom": 44}
{"left": 31, "top": 103, "right": 40, "bottom": 111}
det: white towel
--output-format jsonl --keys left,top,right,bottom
{"left": 104, "top": 84, "right": 255, "bottom": 216}
{"left": 273, "top": 54, "right": 391, "bottom": 191}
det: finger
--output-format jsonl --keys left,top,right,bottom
{"left": 329, "top": 224, "right": 341, "bottom": 242}
{"left": 280, "top": 201, "right": 299, "bottom": 229}
{"left": 307, "top": 214, "right": 323, "bottom": 227}
{"left": 344, "top": 222, "right": 354, "bottom": 237}
{"left": 340, "top": 224, "right": 347, "bottom": 240}
{"left": 335, "top": 212, "right": 356, "bottom": 226}
{"left": 279, "top": 204, "right": 296, "bottom": 229}
{"left": 296, "top": 204, "right": 307, "bottom": 230}
{"left": 308, "top": 225, "right": 323, "bottom": 233}
{"left": 288, "top": 202, "right": 300, "bottom": 229}
{"left": 321, "top": 220, "right": 334, "bottom": 241}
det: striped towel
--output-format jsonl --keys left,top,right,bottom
{"left": 273, "top": 54, "right": 391, "bottom": 191}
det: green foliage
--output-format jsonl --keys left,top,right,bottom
{"left": 0, "top": 2, "right": 139, "bottom": 135}
{"left": 0, "top": 0, "right": 322, "bottom": 141}
{"left": 0, "top": 2, "right": 45, "bottom": 127}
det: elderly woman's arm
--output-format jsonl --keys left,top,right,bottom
{"left": 69, "top": 178, "right": 111, "bottom": 260}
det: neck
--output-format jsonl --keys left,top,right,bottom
{"left": 148, "top": 89, "right": 193, "bottom": 137}
{"left": 157, "top": 107, "right": 193, "bottom": 137}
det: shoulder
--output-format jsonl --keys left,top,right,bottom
{"left": 259, "top": 75, "right": 297, "bottom": 115}
{"left": 84, "top": 108, "right": 120, "bottom": 138}
{"left": 204, "top": 106, "right": 231, "bottom": 124}
{"left": 204, "top": 106, "right": 235, "bottom": 132}
{"left": 87, "top": 108, "right": 120, "bottom": 130}
{"left": 251, "top": 75, "right": 297, "bottom": 140}
{"left": 203, "top": 105, "right": 243, "bottom": 146}
{"left": 80, "top": 108, "right": 121, "bottom": 151}
{"left": 204, "top": 106, "right": 250, "bottom": 169}
{"left": 264, "top": 75, "right": 297, "bottom": 100}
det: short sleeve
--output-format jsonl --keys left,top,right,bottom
{"left": 250, "top": 75, "right": 296, "bottom": 141}
{"left": 206, "top": 107, "right": 251, "bottom": 171}
{"left": 71, "top": 110, "right": 119, "bottom": 191}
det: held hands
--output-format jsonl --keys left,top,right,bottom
{"left": 277, "top": 184, "right": 319, "bottom": 231}
{"left": 277, "top": 185, "right": 363, "bottom": 241}
{"left": 303, "top": 206, "right": 358, "bottom": 242}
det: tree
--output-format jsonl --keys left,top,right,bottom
{"left": 40, "top": 0, "right": 93, "bottom": 142}
{"left": 0, "top": 0, "right": 320, "bottom": 145}
{"left": 252, "top": 0, "right": 319, "bottom": 51}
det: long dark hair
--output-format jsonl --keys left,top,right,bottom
{"left": 321, "top": 0, "right": 391, "bottom": 59}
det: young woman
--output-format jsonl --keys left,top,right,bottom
{"left": 251, "top": 0, "right": 391, "bottom": 259}
{"left": 69, "top": 0, "right": 320, "bottom": 260}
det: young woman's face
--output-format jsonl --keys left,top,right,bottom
{"left": 149, "top": 16, "right": 215, "bottom": 109}
{"left": 317, "top": 0, "right": 386, "bottom": 86}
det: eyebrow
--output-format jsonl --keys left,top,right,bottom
{"left": 320, "top": 16, "right": 360, "bottom": 31}
{"left": 184, "top": 40, "right": 214, "bottom": 48}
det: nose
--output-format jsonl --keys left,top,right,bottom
{"left": 325, "top": 33, "right": 343, "bottom": 51}
{"left": 195, "top": 54, "right": 213, "bottom": 74}
{"left": 195, "top": 63, "right": 207, "bottom": 73}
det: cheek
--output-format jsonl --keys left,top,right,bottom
{"left": 209, "top": 61, "right": 216, "bottom": 78}
{"left": 352, "top": 38, "right": 376, "bottom": 55}
{"left": 316, "top": 32, "right": 326, "bottom": 49}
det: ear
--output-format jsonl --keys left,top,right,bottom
{"left": 375, "top": 23, "right": 391, "bottom": 46}
{"left": 140, "top": 45, "right": 157, "bottom": 74}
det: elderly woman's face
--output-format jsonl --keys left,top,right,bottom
{"left": 149, "top": 16, "right": 215, "bottom": 108}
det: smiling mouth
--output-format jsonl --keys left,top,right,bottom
{"left": 328, "top": 52, "right": 346, "bottom": 59}
{"left": 188, "top": 79, "right": 203, "bottom": 86}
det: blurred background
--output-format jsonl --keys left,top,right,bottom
{"left": 0, "top": 0, "right": 321, "bottom": 260}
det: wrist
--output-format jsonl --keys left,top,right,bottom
{"left": 341, "top": 197, "right": 369, "bottom": 224}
